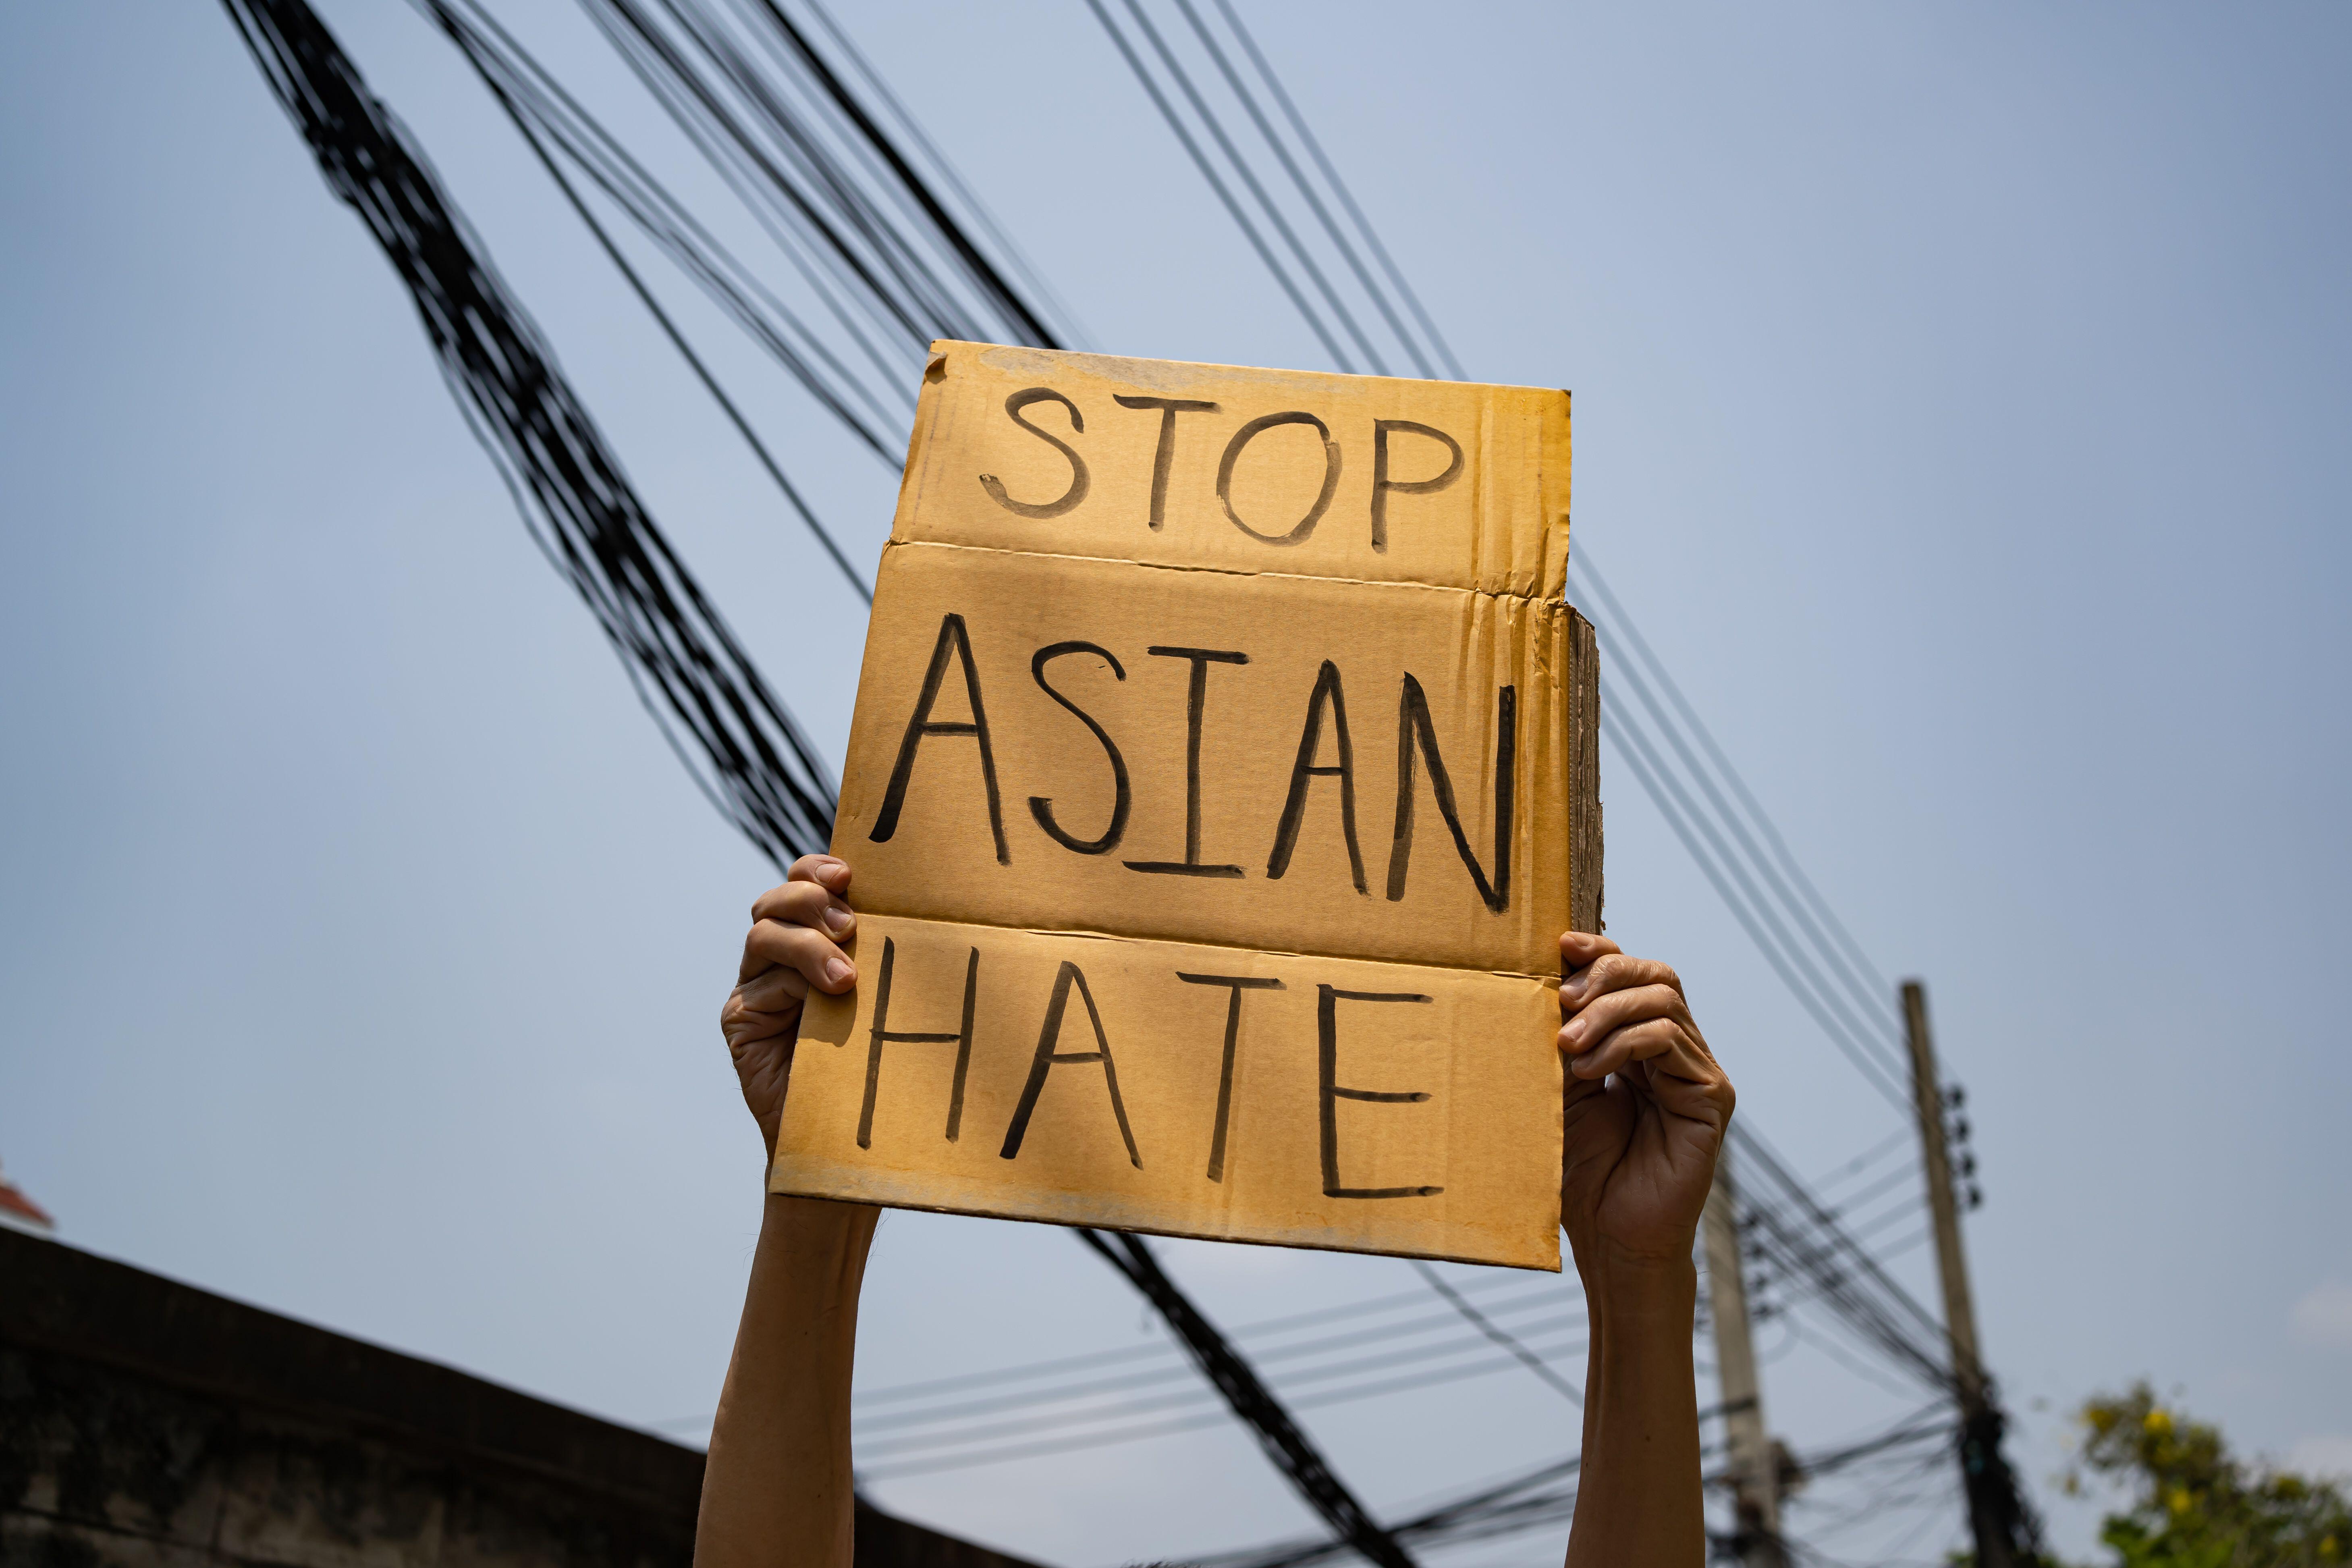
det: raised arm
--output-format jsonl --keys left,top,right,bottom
{"left": 698, "top": 856, "right": 872, "bottom": 1568}
{"left": 1555, "top": 931, "right": 1735, "bottom": 1568}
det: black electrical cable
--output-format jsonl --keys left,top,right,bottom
{"left": 1569, "top": 550, "right": 1904, "bottom": 1041}
{"left": 853, "top": 1321, "right": 1591, "bottom": 1460}
{"left": 387, "top": 8, "right": 1425, "bottom": 1545}
{"left": 221, "top": 0, "right": 839, "bottom": 870}
{"left": 1117, "top": 0, "right": 1391, "bottom": 374}
{"left": 1206, "top": 1436, "right": 1734, "bottom": 1568}
{"left": 1809, "top": 1124, "right": 1916, "bottom": 1199}
{"left": 851, "top": 1289, "right": 1580, "bottom": 1434}
{"left": 1079, "top": 1228, "right": 1418, "bottom": 1568}
{"left": 1091, "top": 11, "right": 2002, "bottom": 1552}
{"left": 1410, "top": 1261, "right": 1582, "bottom": 1406}
{"left": 1821, "top": 1159, "right": 1924, "bottom": 1223}
{"left": 731, "top": 0, "right": 1062, "bottom": 349}
{"left": 415, "top": 0, "right": 911, "bottom": 458}
{"left": 793, "top": 0, "right": 1088, "bottom": 344}
{"left": 1727, "top": 1127, "right": 1954, "bottom": 1395}
{"left": 426, "top": 7, "right": 874, "bottom": 604}
{"left": 853, "top": 1303, "right": 1583, "bottom": 1439}
{"left": 1204, "top": 0, "right": 1462, "bottom": 379}
{"left": 1095, "top": 0, "right": 1950, "bottom": 1150}
{"left": 582, "top": 0, "right": 1066, "bottom": 360}
{"left": 1082, "top": 0, "right": 1358, "bottom": 372}
{"left": 849, "top": 1269, "right": 1536, "bottom": 1408}
{"left": 1596, "top": 693, "right": 1916, "bottom": 1112}
{"left": 853, "top": 1323, "right": 1586, "bottom": 1483}
{"left": 1571, "top": 553, "right": 1911, "bottom": 1064}
{"left": 1170, "top": 0, "right": 1429, "bottom": 378}
{"left": 269, "top": 0, "right": 1983, "bottom": 1546}
{"left": 595, "top": 0, "right": 956, "bottom": 348}
{"left": 1839, "top": 1193, "right": 1931, "bottom": 1246}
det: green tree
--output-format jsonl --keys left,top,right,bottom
{"left": 2059, "top": 1384, "right": 2350, "bottom": 1567}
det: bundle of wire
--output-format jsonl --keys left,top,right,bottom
{"left": 222, "top": 0, "right": 841, "bottom": 868}
{"left": 218, "top": 0, "right": 2041, "bottom": 1557}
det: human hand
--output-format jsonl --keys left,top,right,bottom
{"left": 1555, "top": 932, "right": 1734, "bottom": 1282}
{"left": 721, "top": 855, "right": 859, "bottom": 1161}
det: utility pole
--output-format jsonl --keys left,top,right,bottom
{"left": 1904, "top": 980, "right": 1986, "bottom": 1416}
{"left": 1702, "top": 1165, "right": 1785, "bottom": 1568}
{"left": 1904, "top": 980, "right": 2039, "bottom": 1568}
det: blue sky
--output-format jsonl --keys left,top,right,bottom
{"left": 4, "top": 4, "right": 2348, "bottom": 1564}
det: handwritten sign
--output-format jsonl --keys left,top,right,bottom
{"left": 771, "top": 343, "right": 1595, "bottom": 1270}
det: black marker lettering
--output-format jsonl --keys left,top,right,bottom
{"left": 978, "top": 388, "right": 1089, "bottom": 519}
{"left": 870, "top": 612, "right": 1009, "bottom": 864}
{"left": 857, "top": 937, "right": 980, "bottom": 1149}
{"left": 1113, "top": 395, "right": 1219, "bottom": 531}
{"left": 1317, "top": 985, "right": 1442, "bottom": 1199}
{"left": 1265, "top": 659, "right": 1365, "bottom": 893}
{"left": 1370, "top": 420, "right": 1465, "bottom": 552}
{"left": 1175, "top": 973, "right": 1284, "bottom": 1182}
{"left": 1385, "top": 676, "right": 1515, "bottom": 913}
{"left": 1124, "top": 646, "right": 1249, "bottom": 878}
{"left": 1000, "top": 961, "right": 1142, "bottom": 1168}
{"left": 1216, "top": 411, "right": 1341, "bottom": 546}
{"left": 1027, "top": 641, "right": 1131, "bottom": 855}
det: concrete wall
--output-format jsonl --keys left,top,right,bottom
{"left": 0, "top": 1229, "right": 1039, "bottom": 1568}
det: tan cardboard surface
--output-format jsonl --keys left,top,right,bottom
{"left": 781, "top": 916, "right": 1563, "bottom": 1270}
{"left": 895, "top": 343, "right": 1571, "bottom": 599}
{"left": 835, "top": 543, "right": 1570, "bottom": 976}
{"left": 772, "top": 343, "right": 1578, "bottom": 1269}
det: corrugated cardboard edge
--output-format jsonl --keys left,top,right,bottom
{"left": 1567, "top": 606, "right": 1602, "bottom": 935}
{"left": 907, "top": 341, "right": 1574, "bottom": 602}
{"left": 772, "top": 1160, "right": 1561, "bottom": 1273}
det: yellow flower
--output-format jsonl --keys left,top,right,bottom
{"left": 2145, "top": 1408, "right": 2173, "bottom": 1437}
{"left": 2168, "top": 1487, "right": 2192, "bottom": 1515}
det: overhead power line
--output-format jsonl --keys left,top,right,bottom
{"left": 1081, "top": 0, "right": 1947, "bottom": 1140}
{"left": 856, "top": 1329, "right": 1591, "bottom": 1480}
{"left": 852, "top": 1302, "right": 1583, "bottom": 1445}
{"left": 1201, "top": 1403, "right": 1951, "bottom": 1568}
{"left": 1088, "top": 21, "right": 2036, "bottom": 1564}
{"left": 422, "top": 0, "right": 874, "bottom": 602}
{"left": 1727, "top": 1126, "right": 1954, "bottom": 1398}
{"left": 236, "top": 0, "right": 1997, "bottom": 1551}
{"left": 1410, "top": 1261, "right": 1582, "bottom": 1406}
{"left": 1572, "top": 553, "right": 1917, "bottom": 1110}
{"left": 578, "top": 0, "right": 1072, "bottom": 359}
{"left": 849, "top": 1267, "right": 1534, "bottom": 1409}
{"left": 233, "top": 3, "right": 1433, "bottom": 1555}
{"left": 1073, "top": 0, "right": 1963, "bottom": 1441}
{"left": 851, "top": 1283, "right": 1579, "bottom": 1435}
{"left": 1080, "top": 1228, "right": 1418, "bottom": 1568}
{"left": 1198, "top": 0, "right": 1463, "bottom": 380}
{"left": 221, "top": 0, "right": 839, "bottom": 868}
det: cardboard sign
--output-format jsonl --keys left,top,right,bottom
{"left": 771, "top": 343, "right": 1597, "bottom": 1270}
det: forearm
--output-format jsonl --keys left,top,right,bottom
{"left": 1565, "top": 1247, "right": 1705, "bottom": 1568}
{"left": 695, "top": 1194, "right": 880, "bottom": 1568}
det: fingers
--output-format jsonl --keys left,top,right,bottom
{"left": 720, "top": 973, "right": 803, "bottom": 1049}
{"left": 738, "top": 856, "right": 858, "bottom": 991}
{"left": 1561, "top": 948, "right": 1679, "bottom": 1009}
{"left": 731, "top": 963, "right": 811, "bottom": 1016}
{"left": 1559, "top": 930, "right": 1619, "bottom": 972}
{"left": 1554, "top": 941, "right": 1715, "bottom": 1086}
{"left": 752, "top": 856, "right": 854, "bottom": 927}
{"left": 1565, "top": 1012, "right": 1687, "bottom": 1078}
{"left": 1562, "top": 985, "right": 1693, "bottom": 1074}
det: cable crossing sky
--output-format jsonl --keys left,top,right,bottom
{"left": 218, "top": 0, "right": 2021, "bottom": 1558}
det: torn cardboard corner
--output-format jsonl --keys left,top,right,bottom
{"left": 771, "top": 342, "right": 1598, "bottom": 1272}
